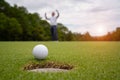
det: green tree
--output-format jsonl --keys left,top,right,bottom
{"left": 82, "top": 32, "right": 92, "bottom": 41}
{"left": 57, "top": 23, "right": 69, "bottom": 41}
{"left": 66, "top": 31, "right": 74, "bottom": 41}
{"left": 0, "top": 13, "right": 22, "bottom": 40}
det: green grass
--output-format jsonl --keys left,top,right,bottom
{"left": 0, "top": 41, "right": 120, "bottom": 80}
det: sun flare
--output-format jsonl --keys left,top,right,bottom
{"left": 93, "top": 25, "right": 107, "bottom": 36}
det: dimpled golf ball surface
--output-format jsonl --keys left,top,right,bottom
{"left": 33, "top": 44, "right": 48, "bottom": 59}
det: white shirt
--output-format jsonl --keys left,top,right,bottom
{"left": 49, "top": 17, "right": 57, "bottom": 26}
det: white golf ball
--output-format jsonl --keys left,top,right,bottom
{"left": 32, "top": 44, "right": 48, "bottom": 59}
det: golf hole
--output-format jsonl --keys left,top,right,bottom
{"left": 24, "top": 61, "right": 73, "bottom": 72}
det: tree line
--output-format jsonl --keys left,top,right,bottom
{"left": 72, "top": 27, "right": 120, "bottom": 41}
{"left": 0, "top": 0, "right": 120, "bottom": 41}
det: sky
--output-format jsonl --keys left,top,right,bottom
{"left": 5, "top": 0, "right": 120, "bottom": 36}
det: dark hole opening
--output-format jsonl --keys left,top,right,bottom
{"left": 24, "top": 61, "right": 73, "bottom": 70}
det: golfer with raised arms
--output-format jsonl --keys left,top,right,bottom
{"left": 45, "top": 10, "right": 59, "bottom": 41}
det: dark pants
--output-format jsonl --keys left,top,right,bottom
{"left": 50, "top": 25, "right": 58, "bottom": 41}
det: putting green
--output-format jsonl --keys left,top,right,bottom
{"left": 0, "top": 41, "right": 120, "bottom": 80}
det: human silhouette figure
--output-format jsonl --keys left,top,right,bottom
{"left": 45, "top": 10, "right": 60, "bottom": 41}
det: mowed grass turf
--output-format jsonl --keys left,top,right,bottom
{"left": 0, "top": 41, "right": 120, "bottom": 80}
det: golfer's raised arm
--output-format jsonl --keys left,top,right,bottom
{"left": 45, "top": 13, "right": 49, "bottom": 20}
{"left": 56, "top": 10, "right": 59, "bottom": 18}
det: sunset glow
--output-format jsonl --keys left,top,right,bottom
{"left": 92, "top": 25, "right": 107, "bottom": 36}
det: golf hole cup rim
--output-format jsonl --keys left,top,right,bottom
{"left": 32, "top": 44, "right": 48, "bottom": 59}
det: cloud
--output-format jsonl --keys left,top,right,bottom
{"left": 5, "top": 0, "right": 120, "bottom": 36}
